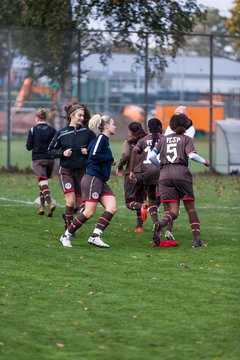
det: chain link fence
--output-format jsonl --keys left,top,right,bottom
{"left": 0, "top": 27, "right": 240, "bottom": 170}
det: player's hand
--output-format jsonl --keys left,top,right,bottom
{"left": 81, "top": 147, "right": 87, "bottom": 155}
{"left": 129, "top": 172, "right": 137, "bottom": 183}
{"left": 116, "top": 169, "right": 123, "bottom": 176}
{"left": 112, "top": 159, "right": 117, "bottom": 166}
{"left": 205, "top": 159, "right": 210, "bottom": 167}
{"left": 64, "top": 148, "right": 72, "bottom": 157}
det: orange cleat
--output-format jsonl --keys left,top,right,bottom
{"left": 135, "top": 226, "right": 144, "bottom": 233}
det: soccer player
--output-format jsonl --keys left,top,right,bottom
{"left": 116, "top": 122, "right": 146, "bottom": 233}
{"left": 149, "top": 113, "right": 209, "bottom": 248}
{"left": 129, "top": 118, "right": 163, "bottom": 227}
{"left": 26, "top": 108, "right": 56, "bottom": 216}
{"left": 164, "top": 105, "right": 196, "bottom": 139}
{"left": 48, "top": 102, "right": 96, "bottom": 231}
{"left": 162, "top": 105, "right": 195, "bottom": 240}
{"left": 59, "top": 113, "right": 117, "bottom": 248}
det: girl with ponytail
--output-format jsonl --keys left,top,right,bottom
{"left": 60, "top": 113, "right": 117, "bottom": 248}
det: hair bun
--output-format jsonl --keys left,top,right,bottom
{"left": 36, "top": 108, "right": 47, "bottom": 119}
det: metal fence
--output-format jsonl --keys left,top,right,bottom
{"left": 0, "top": 27, "right": 240, "bottom": 170}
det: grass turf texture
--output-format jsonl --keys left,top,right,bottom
{"left": 0, "top": 137, "right": 210, "bottom": 172}
{"left": 0, "top": 172, "right": 240, "bottom": 360}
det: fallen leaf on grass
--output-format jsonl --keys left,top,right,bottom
{"left": 131, "top": 315, "right": 138, "bottom": 319}
{"left": 180, "top": 263, "right": 189, "bottom": 269}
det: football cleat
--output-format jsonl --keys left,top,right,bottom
{"left": 60, "top": 235, "right": 72, "bottom": 248}
{"left": 165, "top": 230, "right": 175, "bottom": 240}
{"left": 152, "top": 222, "right": 162, "bottom": 246}
{"left": 135, "top": 226, "right": 144, "bottom": 233}
{"left": 88, "top": 236, "right": 109, "bottom": 248}
{"left": 38, "top": 208, "right": 45, "bottom": 215}
{"left": 192, "top": 240, "right": 208, "bottom": 248}
{"left": 47, "top": 203, "right": 56, "bottom": 217}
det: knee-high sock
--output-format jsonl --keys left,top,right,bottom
{"left": 39, "top": 186, "right": 45, "bottom": 207}
{"left": 126, "top": 201, "right": 142, "bottom": 212}
{"left": 41, "top": 184, "right": 52, "bottom": 205}
{"left": 64, "top": 206, "right": 74, "bottom": 227}
{"left": 67, "top": 213, "right": 88, "bottom": 234}
{"left": 136, "top": 210, "right": 143, "bottom": 227}
{"left": 92, "top": 211, "right": 114, "bottom": 236}
{"left": 188, "top": 210, "right": 200, "bottom": 241}
{"left": 160, "top": 211, "right": 177, "bottom": 228}
{"left": 148, "top": 200, "right": 158, "bottom": 224}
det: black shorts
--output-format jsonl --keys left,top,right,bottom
{"left": 81, "top": 174, "right": 115, "bottom": 203}
{"left": 32, "top": 159, "right": 55, "bottom": 181}
{"left": 59, "top": 167, "right": 85, "bottom": 197}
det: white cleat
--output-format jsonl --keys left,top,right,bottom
{"left": 60, "top": 235, "right": 72, "bottom": 248}
{"left": 165, "top": 230, "right": 175, "bottom": 241}
{"left": 88, "top": 236, "right": 109, "bottom": 248}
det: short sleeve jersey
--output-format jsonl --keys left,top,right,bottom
{"left": 156, "top": 134, "right": 196, "bottom": 167}
{"left": 135, "top": 134, "right": 162, "bottom": 174}
{"left": 118, "top": 140, "right": 142, "bottom": 174}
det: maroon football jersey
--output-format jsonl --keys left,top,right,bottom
{"left": 156, "top": 134, "right": 196, "bottom": 167}
{"left": 135, "top": 133, "right": 162, "bottom": 174}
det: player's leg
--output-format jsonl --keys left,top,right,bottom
{"left": 183, "top": 200, "right": 207, "bottom": 248}
{"left": 147, "top": 184, "right": 158, "bottom": 225}
{"left": 87, "top": 183, "right": 117, "bottom": 248}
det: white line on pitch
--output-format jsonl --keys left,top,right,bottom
{"left": 0, "top": 197, "right": 239, "bottom": 210}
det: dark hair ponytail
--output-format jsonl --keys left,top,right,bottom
{"left": 170, "top": 114, "right": 191, "bottom": 135}
{"left": 128, "top": 122, "right": 146, "bottom": 144}
{"left": 148, "top": 118, "right": 162, "bottom": 149}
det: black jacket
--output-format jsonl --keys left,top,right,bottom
{"left": 26, "top": 123, "right": 56, "bottom": 160}
{"left": 48, "top": 125, "right": 96, "bottom": 169}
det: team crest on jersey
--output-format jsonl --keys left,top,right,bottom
{"left": 65, "top": 182, "right": 72, "bottom": 190}
{"left": 92, "top": 192, "right": 99, "bottom": 200}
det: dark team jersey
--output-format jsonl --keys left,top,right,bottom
{"left": 117, "top": 140, "right": 142, "bottom": 174}
{"left": 26, "top": 123, "right": 56, "bottom": 160}
{"left": 86, "top": 133, "right": 114, "bottom": 182}
{"left": 155, "top": 134, "right": 196, "bottom": 181}
{"left": 156, "top": 134, "right": 196, "bottom": 167}
{"left": 48, "top": 125, "right": 96, "bottom": 169}
{"left": 135, "top": 133, "right": 162, "bottom": 174}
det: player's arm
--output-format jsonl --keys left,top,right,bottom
{"left": 149, "top": 147, "right": 161, "bottom": 168}
{"left": 90, "top": 136, "right": 114, "bottom": 163}
{"left": 188, "top": 152, "right": 209, "bottom": 166}
{"left": 26, "top": 128, "right": 34, "bottom": 151}
{"left": 47, "top": 132, "right": 64, "bottom": 159}
{"left": 129, "top": 145, "right": 140, "bottom": 182}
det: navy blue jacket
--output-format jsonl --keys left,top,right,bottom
{"left": 26, "top": 123, "right": 56, "bottom": 160}
{"left": 48, "top": 125, "right": 96, "bottom": 169}
{"left": 86, "top": 134, "right": 114, "bottom": 182}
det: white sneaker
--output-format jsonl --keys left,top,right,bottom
{"left": 88, "top": 236, "right": 109, "bottom": 248}
{"left": 60, "top": 235, "right": 72, "bottom": 248}
{"left": 165, "top": 230, "right": 175, "bottom": 240}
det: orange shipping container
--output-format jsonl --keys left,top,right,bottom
{"left": 155, "top": 102, "right": 224, "bottom": 132}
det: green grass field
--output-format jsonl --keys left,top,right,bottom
{"left": 0, "top": 136, "right": 210, "bottom": 173}
{"left": 0, "top": 162, "right": 240, "bottom": 359}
